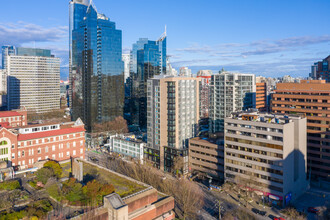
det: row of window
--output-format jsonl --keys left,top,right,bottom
{"left": 225, "top": 137, "right": 283, "bottom": 150}
{"left": 226, "top": 144, "right": 283, "bottom": 159}
{"left": 226, "top": 151, "right": 283, "bottom": 167}
{"left": 18, "top": 135, "right": 83, "bottom": 147}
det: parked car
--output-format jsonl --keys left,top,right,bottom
{"left": 259, "top": 211, "right": 267, "bottom": 216}
{"left": 308, "top": 207, "right": 319, "bottom": 214}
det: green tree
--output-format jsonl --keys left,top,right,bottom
{"left": 62, "top": 178, "right": 84, "bottom": 204}
{"left": 44, "top": 161, "right": 62, "bottom": 178}
{"left": 36, "top": 168, "right": 54, "bottom": 184}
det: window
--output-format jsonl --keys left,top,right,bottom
{"left": 80, "top": 149, "right": 83, "bottom": 154}
{"left": 12, "top": 153, "right": 15, "bottom": 159}
{"left": 38, "top": 148, "right": 41, "bottom": 154}
{"left": 67, "top": 143, "right": 70, "bottom": 148}
{"left": 22, "top": 160, "right": 25, "bottom": 165}
{"left": 18, "top": 151, "right": 21, "bottom": 158}
{"left": 52, "top": 145, "right": 55, "bottom": 151}
{"left": 45, "top": 156, "right": 48, "bottom": 160}
{"left": 73, "top": 150, "right": 76, "bottom": 156}
{"left": 67, "top": 152, "right": 70, "bottom": 157}
{"left": 0, "top": 140, "right": 8, "bottom": 145}
{"left": 52, "top": 154, "right": 55, "bottom": 159}
{"left": 45, "top": 146, "right": 48, "bottom": 153}
{"left": 38, "top": 157, "right": 41, "bottom": 161}
{"left": 73, "top": 142, "right": 76, "bottom": 147}
{"left": 22, "top": 150, "right": 25, "bottom": 157}
{"left": 80, "top": 140, "right": 83, "bottom": 146}
{"left": 12, "top": 144, "right": 14, "bottom": 149}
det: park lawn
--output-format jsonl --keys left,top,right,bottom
{"left": 60, "top": 161, "right": 72, "bottom": 178}
{"left": 83, "top": 162, "right": 146, "bottom": 197}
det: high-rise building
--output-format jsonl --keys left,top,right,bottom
{"left": 129, "top": 33, "right": 167, "bottom": 129}
{"left": 69, "top": 0, "right": 89, "bottom": 108}
{"left": 7, "top": 48, "right": 60, "bottom": 113}
{"left": 122, "top": 54, "right": 130, "bottom": 82}
{"left": 209, "top": 72, "right": 256, "bottom": 133}
{"left": 70, "top": 1, "right": 124, "bottom": 131}
{"left": 256, "top": 83, "right": 267, "bottom": 111}
{"left": 311, "top": 55, "right": 330, "bottom": 81}
{"left": 146, "top": 75, "right": 200, "bottom": 173}
{"left": 197, "top": 70, "right": 212, "bottom": 119}
{"left": 272, "top": 80, "right": 330, "bottom": 181}
{"left": 1, "top": 46, "right": 15, "bottom": 69}
{"left": 179, "top": 67, "right": 192, "bottom": 77}
{"left": 225, "top": 110, "right": 308, "bottom": 207}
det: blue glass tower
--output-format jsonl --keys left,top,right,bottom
{"left": 129, "top": 33, "right": 167, "bottom": 129}
{"left": 1, "top": 45, "right": 16, "bottom": 69}
{"left": 70, "top": 1, "right": 124, "bottom": 131}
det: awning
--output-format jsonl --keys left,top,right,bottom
{"left": 269, "top": 195, "right": 280, "bottom": 200}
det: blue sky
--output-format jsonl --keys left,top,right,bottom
{"left": 1, "top": 0, "right": 329, "bottom": 79}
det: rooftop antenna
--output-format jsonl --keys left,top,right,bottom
{"left": 158, "top": 25, "right": 167, "bottom": 41}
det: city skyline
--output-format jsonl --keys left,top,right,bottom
{"left": 0, "top": 0, "right": 329, "bottom": 78}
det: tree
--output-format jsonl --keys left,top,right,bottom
{"left": 36, "top": 168, "right": 54, "bottom": 184}
{"left": 44, "top": 161, "right": 63, "bottom": 178}
{"left": 92, "top": 116, "right": 128, "bottom": 134}
{"left": 62, "top": 178, "right": 84, "bottom": 204}
{"left": 175, "top": 179, "right": 204, "bottom": 219}
{"left": 172, "top": 156, "right": 184, "bottom": 177}
{"left": 282, "top": 207, "right": 306, "bottom": 220}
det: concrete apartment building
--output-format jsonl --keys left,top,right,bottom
{"left": 146, "top": 75, "right": 200, "bottom": 173}
{"left": 6, "top": 48, "right": 60, "bottom": 113}
{"left": 224, "top": 111, "right": 308, "bottom": 206}
{"left": 272, "top": 80, "right": 330, "bottom": 182}
{"left": 0, "top": 108, "right": 27, "bottom": 128}
{"left": 209, "top": 72, "right": 256, "bottom": 133}
{"left": 197, "top": 70, "right": 212, "bottom": 119}
{"left": 0, "top": 117, "right": 85, "bottom": 170}
{"left": 106, "top": 134, "right": 145, "bottom": 163}
{"left": 189, "top": 136, "right": 224, "bottom": 182}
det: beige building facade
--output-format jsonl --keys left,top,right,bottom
{"left": 224, "top": 111, "right": 308, "bottom": 206}
{"left": 146, "top": 75, "right": 200, "bottom": 173}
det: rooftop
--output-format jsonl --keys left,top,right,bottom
{"left": 0, "top": 111, "right": 22, "bottom": 118}
{"left": 229, "top": 110, "right": 304, "bottom": 124}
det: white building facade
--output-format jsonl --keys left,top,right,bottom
{"left": 7, "top": 55, "right": 60, "bottom": 113}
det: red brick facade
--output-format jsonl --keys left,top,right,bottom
{"left": 0, "top": 118, "right": 85, "bottom": 170}
{"left": 0, "top": 108, "right": 27, "bottom": 128}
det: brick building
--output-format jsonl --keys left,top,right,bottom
{"left": 0, "top": 118, "right": 85, "bottom": 170}
{"left": 272, "top": 80, "right": 330, "bottom": 181}
{"left": 0, "top": 108, "right": 27, "bottom": 128}
{"left": 256, "top": 82, "right": 267, "bottom": 111}
{"left": 189, "top": 136, "right": 224, "bottom": 182}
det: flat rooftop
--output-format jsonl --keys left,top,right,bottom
{"left": 229, "top": 110, "right": 304, "bottom": 124}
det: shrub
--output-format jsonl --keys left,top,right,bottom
{"left": 36, "top": 167, "right": 54, "bottom": 184}
{"left": 46, "top": 182, "right": 62, "bottom": 201}
{"left": 44, "top": 161, "right": 62, "bottom": 178}
{"left": 0, "top": 180, "right": 20, "bottom": 190}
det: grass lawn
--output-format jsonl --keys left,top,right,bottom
{"left": 60, "top": 162, "right": 72, "bottom": 178}
{"left": 83, "top": 162, "right": 146, "bottom": 197}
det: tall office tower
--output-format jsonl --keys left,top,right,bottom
{"left": 70, "top": 1, "right": 124, "bottom": 131}
{"left": 122, "top": 54, "right": 130, "bottom": 82}
{"left": 129, "top": 33, "right": 167, "bottom": 129}
{"left": 224, "top": 110, "right": 308, "bottom": 207}
{"left": 7, "top": 48, "right": 60, "bottom": 113}
{"left": 197, "top": 70, "right": 212, "bottom": 118}
{"left": 256, "top": 83, "right": 267, "bottom": 111}
{"left": 272, "top": 80, "right": 330, "bottom": 181}
{"left": 179, "top": 67, "right": 192, "bottom": 77}
{"left": 69, "top": 0, "right": 89, "bottom": 108}
{"left": 310, "top": 63, "right": 318, "bottom": 79}
{"left": 311, "top": 55, "right": 330, "bottom": 82}
{"left": 146, "top": 75, "right": 200, "bottom": 173}
{"left": 1, "top": 46, "right": 16, "bottom": 69}
{"left": 209, "top": 72, "right": 256, "bottom": 133}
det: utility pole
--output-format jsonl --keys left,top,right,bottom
{"left": 218, "top": 200, "right": 221, "bottom": 220}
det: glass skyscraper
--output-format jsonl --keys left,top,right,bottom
{"left": 70, "top": 0, "right": 124, "bottom": 131}
{"left": 2, "top": 46, "right": 16, "bottom": 69}
{"left": 129, "top": 34, "right": 167, "bottom": 129}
